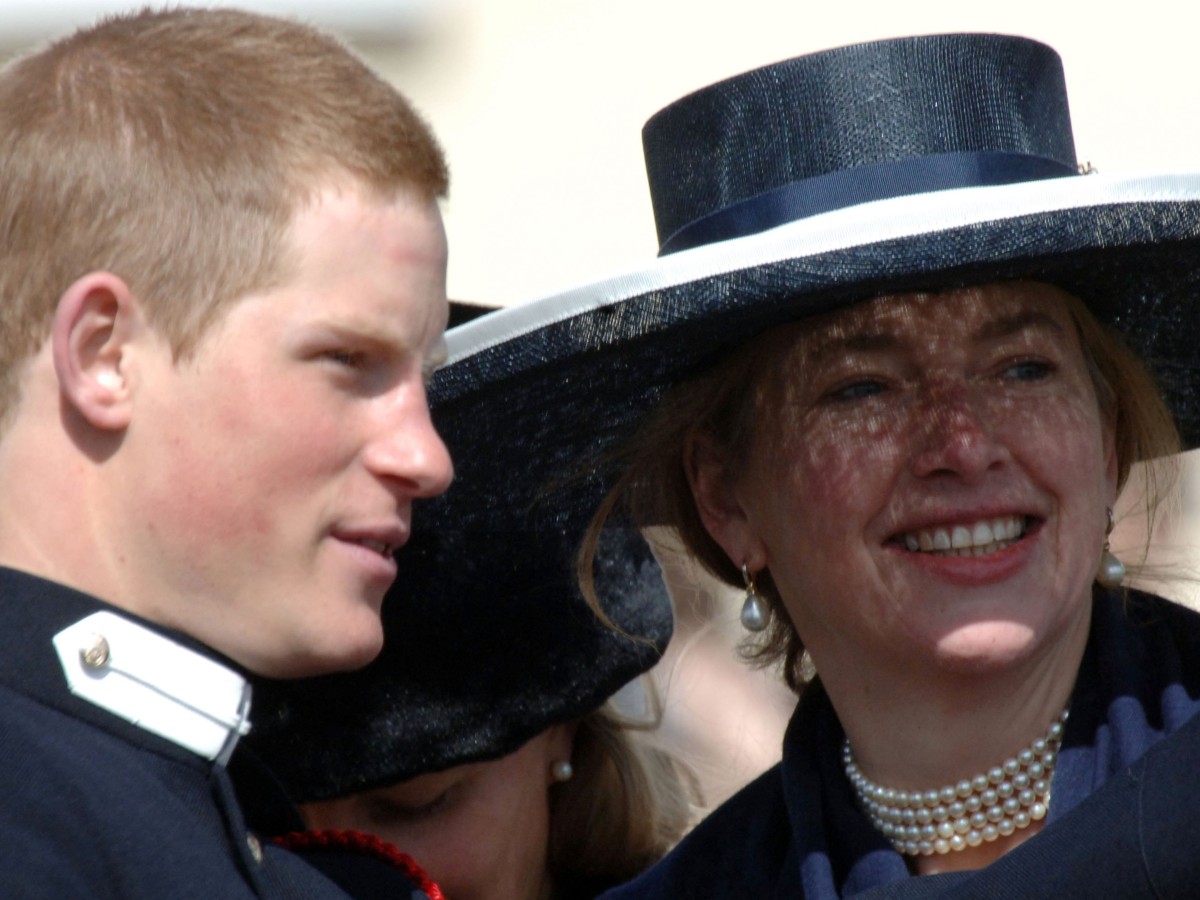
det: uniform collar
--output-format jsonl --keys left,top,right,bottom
{"left": 52, "top": 609, "right": 252, "bottom": 763}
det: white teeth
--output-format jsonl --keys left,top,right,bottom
{"left": 358, "top": 540, "right": 391, "bottom": 556}
{"left": 900, "top": 516, "right": 1025, "bottom": 556}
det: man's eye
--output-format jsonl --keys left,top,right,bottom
{"left": 323, "top": 349, "right": 366, "bottom": 368}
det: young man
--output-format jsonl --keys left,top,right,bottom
{"left": 0, "top": 8, "right": 453, "bottom": 897}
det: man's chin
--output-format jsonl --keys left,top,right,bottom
{"left": 256, "top": 618, "right": 385, "bottom": 679}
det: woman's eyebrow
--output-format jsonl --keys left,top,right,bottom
{"left": 974, "top": 310, "right": 1066, "bottom": 343}
{"left": 808, "top": 331, "right": 900, "bottom": 362}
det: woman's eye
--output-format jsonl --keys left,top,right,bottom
{"left": 1001, "top": 359, "right": 1053, "bottom": 382}
{"left": 827, "top": 380, "right": 886, "bottom": 402}
{"left": 366, "top": 790, "right": 451, "bottom": 825}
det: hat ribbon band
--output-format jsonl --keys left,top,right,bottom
{"left": 658, "top": 150, "right": 1078, "bottom": 256}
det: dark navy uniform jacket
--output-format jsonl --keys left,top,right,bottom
{"left": 0, "top": 567, "right": 433, "bottom": 900}
{"left": 601, "top": 589, "right": 1200, "bottom": 899}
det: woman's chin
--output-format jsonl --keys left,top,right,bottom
{"left": 927, "top": 620, "right": 1041, "bottom": 676}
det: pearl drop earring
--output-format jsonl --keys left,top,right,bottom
{"left": 1096, "top": 506, "right": 1125, "bottom": 589}
{"left": 740, "top": 563, "right": 769, "bottom": 632}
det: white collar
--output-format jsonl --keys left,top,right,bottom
{"left": 52, "top": 611, "right": 252, "bottom": 764}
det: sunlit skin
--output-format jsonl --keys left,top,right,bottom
{"left": 124, "top": 186, "right": 455, "bottom": 676}
{"left": 0, "top": 183, "right": 454, "bottom": 678}
{"left": 689, "top": 282, "right": 1117, "bottom": 873}
{"left": 302, "top": 726, "right": 574, "bottom": 900}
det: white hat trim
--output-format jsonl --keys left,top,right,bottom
{"left": 447, "top": 170, "right": 1200, "bottom": 366}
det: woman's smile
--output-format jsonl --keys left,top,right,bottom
{"left": 697, "top": 281, "right": 1117, "bottom": 679}
{"left": 894, "top": 515, "right": 1027, "bottom": 556}
{"left": 885, "top": 515, "right": 1045, "bottom": 590}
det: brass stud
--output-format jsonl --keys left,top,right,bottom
{"left": 79, "top": 634, "right": 111, "bottom": 669}
{"left": 246, "top": 833, "right": 263, "bottom": 865}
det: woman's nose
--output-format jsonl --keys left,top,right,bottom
{"left": 909, "top": 387, "right": 1009, "bottom": 482}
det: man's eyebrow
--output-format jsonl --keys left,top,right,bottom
{"left": 308, "top": 318, "right": 408, "bottom": 350}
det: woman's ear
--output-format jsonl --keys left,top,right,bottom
{"left": 51, "top": 272, "right": 143, "bottom": 431}
{"left": 1103, "top": 422, "right": 1120, "bottom": 505}
{"left": 547, "top": 721, "right": 578, "bottom": 759}
{"left": 542, "top": 721, "right": 580, "bottom": 786}
{"left": 684, "top": 433, "right": 765, "bottom": 570}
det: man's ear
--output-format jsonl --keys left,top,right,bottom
{"left": 683, "top": 433, "right": 765, "bottom": 571}
{"left": 51, "top": 272, "right": 144, "bottom": 431}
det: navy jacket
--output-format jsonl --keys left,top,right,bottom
{"left": 602, "top": 589, "right": 1200, "bottom": 898}
{"left": 0, "top": 568, "right": 433, "bottom": 900}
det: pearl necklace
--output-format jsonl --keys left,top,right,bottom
{"left": 842, "top": 709, "right": 1067, "bottom": 857}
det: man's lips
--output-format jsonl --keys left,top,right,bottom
{"left": 332, "top": 527, "right": 407, "bottom": 560}
{"left": 348, "top": 537, "right": 396, "bottom": 557}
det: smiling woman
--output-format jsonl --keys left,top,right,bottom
{"left": 426, "top": 32, "right": 1200, "bottom": 899}
{"left": 669, "top": 281, "right": 1152, "bottom": 695}
{"left": 694, "top": 283, "right": 1115, "bottom": 692}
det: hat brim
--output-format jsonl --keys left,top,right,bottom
{"left": 421, "top": 177, "right": 1200, "bottom": 679}
{"left": 439, "top": 173, "right": 1200, "bottom": 449}
{"left": 248, "top": 524, "right": 669, "bottom": 801}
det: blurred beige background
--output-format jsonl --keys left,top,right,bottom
{"left": 6, "top": 0, "right": 1196, "bottom": 306}
{"left": 6, "top": 0, "right": 1198, "bottom": 811}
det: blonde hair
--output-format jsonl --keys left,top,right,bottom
{"left": 0, "top": 7, "right": 447, "bottom": 425}
{"left": 548, "top": 699, "right": 699, "bottom": 888}
{"left": 580, "top": 284, "right": 1182, "bottom": 692}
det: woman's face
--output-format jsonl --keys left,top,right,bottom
{"left": 690, "top": 282, "right": 1116, "bottom": 683}
{"left": 301, "top": 725, "right": 574, "bottom": 900}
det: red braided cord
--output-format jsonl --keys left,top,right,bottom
{"left": 274, "top": 828, "right": 447, "bottom": 900}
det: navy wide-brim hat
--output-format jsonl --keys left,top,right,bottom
{"left": 246, "top": 303, "right": 674, "bottom": 803}
{"left": 435, "top": 33, "right": 1200, "bottom": 472}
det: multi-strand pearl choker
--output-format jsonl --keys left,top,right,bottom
{"left": 842, "top": 709, "right": 1068, "bottom": 857}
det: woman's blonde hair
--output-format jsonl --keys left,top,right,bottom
{"left": 548, "top": 696, "right": 699, "bottom": 888}
{"left": 580, "top": 283, "right": 1182, "bottom": 692}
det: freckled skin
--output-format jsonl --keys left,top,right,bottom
{"left": 688, "top": 281, "right": 1121, "bottom": 874}
{"left": 700, "top": 282, "right": 1118, "bottom": 720}
{"left": 724, "top": 282, "right": 1115, "bottom": 684}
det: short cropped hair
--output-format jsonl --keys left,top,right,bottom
{"left": 0, "top": 7, "right": 448, "bottom": 424}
